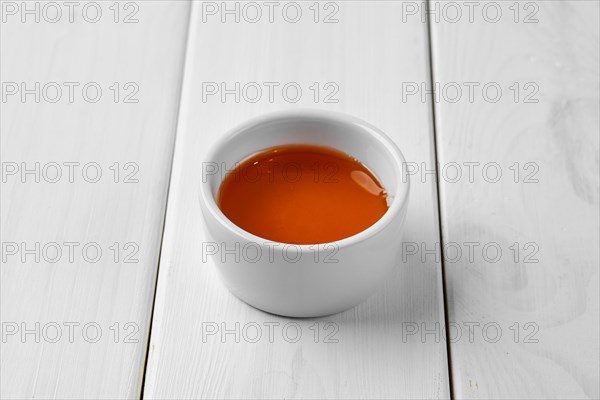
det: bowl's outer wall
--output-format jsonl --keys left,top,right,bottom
{"left": 200, "top": 198, "right": 408, "bottom": 317}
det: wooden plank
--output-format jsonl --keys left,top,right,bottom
{"left": 0, "top": 2, "right": 190, "bottom": 398}
{"left": 428, "top": 1, "right": 599, "bottom": 398}
{"left": 143, "top": 1, "right": 450, "bottom": 398}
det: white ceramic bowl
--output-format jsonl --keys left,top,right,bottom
{"left": 200, "top": 110, "right": 409, "bottom": 317}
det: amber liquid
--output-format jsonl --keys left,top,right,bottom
{"left": 217, "top": 144, "right": 389, "bottom": 244}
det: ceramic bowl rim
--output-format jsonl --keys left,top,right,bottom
{"left": 200, "top": 109, "right": 410, "bottom": 251}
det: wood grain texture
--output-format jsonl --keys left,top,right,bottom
{"left": 0, "top": 2, "right": 190, "bottom": 398}
{"left": 143, "top": 1, "right": 450, "bottom": 399}
{"left": 429, "top": 1, "right": 599, "bottom": 398}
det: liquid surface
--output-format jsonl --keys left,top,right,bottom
{"left": 217, "top": 144, "right": 389, "bottom": 244}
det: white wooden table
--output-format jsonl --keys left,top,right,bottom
{"left": 1, "top": 1, "right": 598, "bottom": 399}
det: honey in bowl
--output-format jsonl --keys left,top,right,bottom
{"left": 217, "top": 144, "right": 389, "bottom": 245}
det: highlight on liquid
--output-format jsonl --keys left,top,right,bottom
{"left": 217, "top": 144, "right": 389, "bottom": 245}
